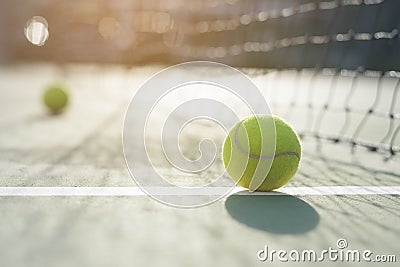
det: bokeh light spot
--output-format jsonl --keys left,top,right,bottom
{"left": 24, "top": 16, "right": 49, "bottom": 46}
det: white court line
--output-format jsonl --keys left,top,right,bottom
{"left": 0, "top": 186, "right": 399, "bottom": 196}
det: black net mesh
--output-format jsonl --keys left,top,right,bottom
{"left": 0, "top": 0, "right": 399, "bottom": 158}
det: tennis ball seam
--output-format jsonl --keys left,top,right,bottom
{"left": 234, "top": 121, "right": 300, "bottom": 160}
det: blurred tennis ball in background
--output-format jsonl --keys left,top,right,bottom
{"left": 223, "top": 115, "right": 301, "bottom": 191}
{"left": 43, "top": 83, "right": 69, "bottom": 114}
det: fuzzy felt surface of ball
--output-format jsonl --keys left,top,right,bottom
{"left": 43, "top": 84, "right": 69, "bottom": 113}
{"left": 223, "top": 115, "right": 301, "bottom": 191}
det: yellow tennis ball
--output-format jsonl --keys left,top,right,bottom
{"left": 223, "top": 115, "right": 301, "bottom": 191}
{"left": 43, "top": 84, "right": 69, "bottom": 114}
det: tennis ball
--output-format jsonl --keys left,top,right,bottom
{"left": 43, "top": 84, "right": 69, "bottom": 114}
{"left": 223, "top": 115, "right": 301, "bottom": 191}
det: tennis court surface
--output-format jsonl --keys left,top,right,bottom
{"left": 0, "top": 64, "right": 399, "bottom": 266}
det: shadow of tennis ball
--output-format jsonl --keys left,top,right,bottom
{"left": 225, "top": 193, "right": 319, "bottom": 234}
